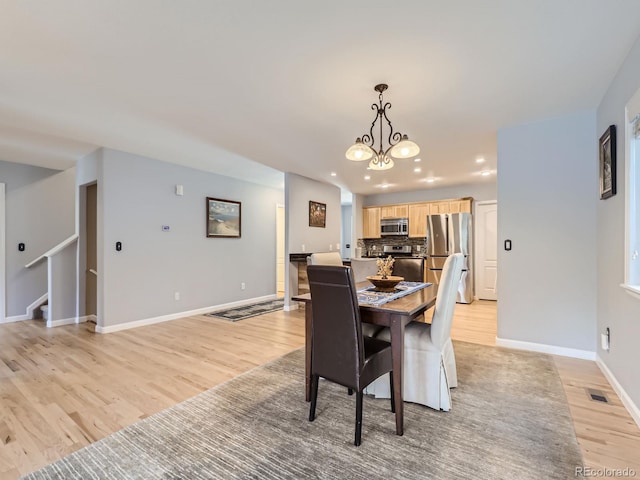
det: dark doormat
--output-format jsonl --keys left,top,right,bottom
{"left": 205, "top": 299, "right": 284, "bottom": 322}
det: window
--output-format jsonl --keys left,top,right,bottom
{"left": 624, "top": 88, "right": 640, "bottom": 295}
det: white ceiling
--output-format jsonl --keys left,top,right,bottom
{"left": 1, "top": 1, "right": 640, "bottom": 195}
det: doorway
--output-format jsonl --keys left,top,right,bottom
{"left": 85, "top": 184, "right": 97, "bottom": 318}
{"left": 276, "top": 204, "right": 285, "bottom": 298}
{"left": 475, "top": 201, "right": 498, "bottom": 301}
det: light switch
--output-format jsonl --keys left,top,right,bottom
{"left": 176, "top": 184, "right": 184, "bottom": 196}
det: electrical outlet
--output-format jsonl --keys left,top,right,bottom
{"left": 174, "top": 292, "right": 180, "bottom": 301}
{"left": 241, "top": 282, "right": 246, "bottom": 290}
{"left": 301, "top": 244, "right": 306, "bottom": 252}
{"left": 336, "top": 243, "right": 340, "bottom": 250}
{"left": 329, "top": 244, "right": 333, "bottom": 251}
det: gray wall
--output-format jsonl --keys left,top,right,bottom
{"left": 284, "top": 173, "right": 341, "bottom": 254}
{"left": 363, "top": 181, "right": 496, "bottom": 207}
{"left": 341, "top": 205, "right": 352, "bottom": 258}
{"left": 497, "top": 111, "right": 597, "bottom": 352}
{"left": 0, "top": 160, "right": 75, "bottom": 317}
{"left": 596, "top": 33, "right": 640, "bottom": 409}
{"left": 99, "top": 148, "right": 283, "bottom": 327}
{"left": 49, "top": 243, "right": 78, "bottom": 322}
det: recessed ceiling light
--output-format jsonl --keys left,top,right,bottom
{"left": 480, "top": 170, "right": 491, "bottom": 176}
{"left": 414, "top": 158, "right": 421, "bottom": 162}
{"left": 426, "top": 177, "right": 436, "bottom": 183}
{"left": 381, "top": 184, "right": 389, "bottom": 189}
{"left": 476, "top": 157, "right": 485, "bottom": 164}
{"left": 364, "top": 175, "right": 371, "bottom": 180}
{"left": 414, "top": 167, "right": 421, "bottom": 173}
{"left": 330, "top": 172, "right": 337, "bottom": 177}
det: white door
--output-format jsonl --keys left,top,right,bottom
{"left": 276, "top": 205, "right": 285, "bottom": 296}
{"left": 475, "top": 201, "right": 498, "bottom": 300}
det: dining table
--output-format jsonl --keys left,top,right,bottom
{"left": 292, "top": 281, "right": 436, "bottom": 436}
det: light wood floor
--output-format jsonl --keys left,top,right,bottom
{"left": 0, "top": 301, "right": 638, "bottom": 478}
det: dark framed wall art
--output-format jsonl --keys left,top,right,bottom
{"left": 308, "top": 201, "right": 326, "bottom": 228}
{"left": 599, "top": 125, "right": 616, "bottom": 200}
{"left": 207, "top": 197, "right": 241, "bottom": 238}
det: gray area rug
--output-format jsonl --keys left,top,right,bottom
{"left": 205, "top": 299, "right": 284, "bottom": 321}
{"left": 23, "top": 342, "right": 583, "bottom": 479}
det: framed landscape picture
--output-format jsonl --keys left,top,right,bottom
{"left": 309, "top": 201, "right": 326, "bottom": 228}
{"left": 207, "top": 197, "right": 241, "bottom": 238}
{"left": 599, "top": 125, "right": 616, "bottom": 200}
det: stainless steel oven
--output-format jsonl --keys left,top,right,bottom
{"left": 380, "top": 218, "right": 409, "bottom": 236}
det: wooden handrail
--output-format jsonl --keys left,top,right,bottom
{"left": 25, "top": 234, "right": 79, "bottom": 268}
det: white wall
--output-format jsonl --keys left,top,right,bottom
{"left": 363, "top": 181, "right": 496, "bottom": 207}
{"left": 99, "top": 148, "right": 283, "bottom": 328}
{"left": 0, "top": 160, "right": 75, "bottom": 317}
{"left": 285, "top": 173, "right": 341, "bottom": 254}
{"left": 596, "top": 32, "right": 640, "bottom": 412}
{"left": 497, "top": 111, "right": 597, "bottom": 354}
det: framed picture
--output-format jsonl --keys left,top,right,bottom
{"left": 599, "top": 125, "right": 616, "bottom": 200}
{"left": 309, "top": 200, "right": 326, "bottom": 228}
{"left": 207, "top": 197, "right": 241, "bottom": 238}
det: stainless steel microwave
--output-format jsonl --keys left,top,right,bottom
{"left": 380, "top": 218, "right": 409, "bottom": 236}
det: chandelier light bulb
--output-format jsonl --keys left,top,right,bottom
{"left": 345, "top": 138, "right": 374, "bottom": 161}
{"left": 368, "top": 156, "right": 394, "bottom": 171}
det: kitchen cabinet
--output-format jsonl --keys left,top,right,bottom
{"left": 449, "top": 198, "right": 472, "bottom": 213}
{"left": 362, "top": 207, "right": 381, "bottom": 238}
{"left": 408, "top": 203, "right": 430, "bottom": 238}
{"left": 429, "top": 201, "right": 450, "bottom": 215}
{"left": 380, "top": 204, "right": 408, "bottom": 219}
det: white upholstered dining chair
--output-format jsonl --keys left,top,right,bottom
{"left": 308, "top": 252, "right": 343, "bottom": 266}
{"left": 365, "top": 253, "right": 464, "bottom": 411}
{"left": 349, "top": 258, "right": 379, "bottom": 283}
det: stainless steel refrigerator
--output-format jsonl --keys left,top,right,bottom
{"left": 426, "top": 213, "right": 473, "bottom": 303}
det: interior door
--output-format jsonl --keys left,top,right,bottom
{"left": 475, "top": 201, "right": 498, "bottom": 300}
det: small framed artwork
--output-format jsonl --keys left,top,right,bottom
{"left": 309, "top": 200, "right": 326, "bottom": 228}
{"left": 207, "top": 197, "right": 241, "bottom": 238}
{"left": 599, "top": 125, "right": 616, "bottom": 200}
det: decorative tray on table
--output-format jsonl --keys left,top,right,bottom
{"left": 366, "top": 275, "right": 404, "bottom": 292}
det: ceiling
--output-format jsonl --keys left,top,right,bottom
{"left": 1, "top": 1, "right": 640, "bottom": 195}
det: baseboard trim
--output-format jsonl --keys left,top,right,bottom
{"left": 496, "top": 337, "right": 596, "bottom": 361}
{"left": 47, "top": 316, "right": 89, "bottom": 328}
{"left": 596, "top": 354, "right": 640, "bottom": 429}
{"left": 1, "top": 293, "right": 48, "bottom": 324}
{"left": 95, "top": 294, "right": 278, "bottom": 334}
{"left": 284, "top": 303, "right": 300, "bottom": 312}
{"left": 1, "top": 314, "right": 30, "bottom": 324}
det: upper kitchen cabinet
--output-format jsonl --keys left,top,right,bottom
{"left": 380, "top": 204, "right": 408, "bottom": 219}
{"left": 408, "top": 203, "right": 430, "bottom": 237}
{"left": 429, "top": 201, "right": 450, "bottom": 215}
{"left": 363, "top": 207, "right": 381, "bottom": 238}
{"left": 449, "top": 198, "right": 472, "bottom": 213}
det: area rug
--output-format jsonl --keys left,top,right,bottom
{"left": 204, "top": 299, "right": 284, "bottom": 321}
{"left": 22, "top": 342, "right": 583, "bottom": 479}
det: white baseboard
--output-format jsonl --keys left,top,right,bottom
{"left": 96, "top": 294, "right": 278, "bottom": 334}
{"left": 1, "top": 314, "right": 30, "bottom": 324}
{"left": 284, "top": 303, "right": 300, "bottom": 312}
{"left": 47, "top": 316, "right": 89, "bottom": 328}
{"left": 1, "top": 293, "right": 48, "bottom": 324}
{"left": 596, "top": 354, "right": 640, "bottom": 429}
{"left": 496, "top": 337, "right": 596, "bottom": 361}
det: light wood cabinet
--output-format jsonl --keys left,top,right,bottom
{"left": 449, "top": 198, "right": 472, "bottom": 213}
{"left": 362, "top": 207, "right": 381, "bottom": 238}
{"left": 363, "top": 198, "right": 472, "bottom": 239}
{"left": 408, "top": 203, "right": 430, "bottom": 238}
{"left": 429, "top": 201, "right": 450, "bottom": 215}
{"left": 380, "top": 204, "right": 408, "bottom": 219}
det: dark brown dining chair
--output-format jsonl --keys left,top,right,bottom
{"left": 392, "top": 257, "right": 425, "bottom": 282}
{"left": 307, "top": 265, "right": 395, "bottom": 446}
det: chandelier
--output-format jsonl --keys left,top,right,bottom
{"left": 345, "top": 84, "right": 420, "bottom": 170}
